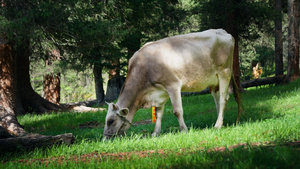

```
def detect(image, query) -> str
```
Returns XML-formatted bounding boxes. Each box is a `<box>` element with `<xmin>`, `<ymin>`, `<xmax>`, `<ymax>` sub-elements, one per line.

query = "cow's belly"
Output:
<box><xmin>142</xmin><ymin>87</ymin><xmax>169</xmax><ymax>108</ymax></box>
<box><xmin>181</xmin><ymin>73</ymin><xmax>218</xmax><ymax>92</ymax></box>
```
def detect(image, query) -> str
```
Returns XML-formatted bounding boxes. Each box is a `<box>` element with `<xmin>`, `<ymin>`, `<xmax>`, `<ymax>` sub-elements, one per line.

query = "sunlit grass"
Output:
<box><xmin>2</xmin><ymin>78</ymin><xmax>300</xmax><ymax>168</ymax></box>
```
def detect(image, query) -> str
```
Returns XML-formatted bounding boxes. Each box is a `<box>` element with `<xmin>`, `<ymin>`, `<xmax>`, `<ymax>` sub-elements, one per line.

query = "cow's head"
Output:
<box><xmin>103</xmin><ymin>103</ymin><xmax>132</xmax><ymax>140</ymax></box>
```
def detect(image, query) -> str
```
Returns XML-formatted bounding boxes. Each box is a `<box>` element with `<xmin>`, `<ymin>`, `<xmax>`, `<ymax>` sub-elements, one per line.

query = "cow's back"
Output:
<box><xmin>129</xmin><ymin>29</ymin><xmax>234</xmax><ymax>92</ymax></box>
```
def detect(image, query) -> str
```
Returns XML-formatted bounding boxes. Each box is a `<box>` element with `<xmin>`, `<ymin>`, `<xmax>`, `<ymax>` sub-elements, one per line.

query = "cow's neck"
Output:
<box><xmin>116</xmin><ymin>79</ymin><xmax>146</xmax><ymax>122</ymax></box>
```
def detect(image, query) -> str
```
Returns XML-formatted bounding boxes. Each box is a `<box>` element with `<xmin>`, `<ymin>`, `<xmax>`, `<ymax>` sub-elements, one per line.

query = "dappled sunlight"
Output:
<box><xmin>6</xmin><ymin>79</ymin><xmax>299</xmax><ymax>168</ymax></box>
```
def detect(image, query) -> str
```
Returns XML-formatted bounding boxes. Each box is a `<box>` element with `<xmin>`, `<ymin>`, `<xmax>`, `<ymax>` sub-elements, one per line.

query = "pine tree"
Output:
<box><xmin>287</xmin><ymin>0</ymin><xmax>299</xmax><ymax>81</ymax></box>
<box><xmin>274</xmin><ymin>0</ymin><xmax>284</xmax><ymax>77</ymax></box>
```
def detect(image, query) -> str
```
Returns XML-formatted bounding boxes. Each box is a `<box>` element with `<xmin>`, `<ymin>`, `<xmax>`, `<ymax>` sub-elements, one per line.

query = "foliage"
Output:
<box><xmin>2</xmin><ymin>78</ymin><xmax>300</xmax><ymax>168</ymax></box>
<box><xmin>199</xmin><ymin>0</ymin><xmax>273</xmax><ymax>38</ymax></box>
<box><xmin>60</xmin><ymin>70</ymin><xmax>96</xmax><ymax>103</ymax></box>
<box><xmin>0</xmin><ymin>0</ymin><xmax>78</xmax><ymax>49</ymax></box>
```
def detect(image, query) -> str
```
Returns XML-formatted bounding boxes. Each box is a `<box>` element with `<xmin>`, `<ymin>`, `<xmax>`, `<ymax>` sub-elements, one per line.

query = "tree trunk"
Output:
<box><xmin>43</xmin><ymin>49</ymin><xmax>61</xmax><ymax>104</ymax></box>
<box><xmin>274</xmin><ymin>0</ymin><xmax>284</xmax><ymax>76</ymax></box>
<box><xmin>0</xmin><ymin>39</ymin><xmax>27</xmax><ymax>136</ymax></box>
<box><xmin>292</xmin><ymin>0</ymin><xmax>299</xmax><ymax>80</ymax></box>
<box><xmin>104</xmin><ymin>76</ymin><xmax>125</xmax><ymax>102</ymax></box>
<box><xmin>0</xmin><ymin>133</ymin><xmax>74</xmax><ymax>152</ymax></box>
<box><xmin>225</xmin><ymin>0</ymin><xmax>242</xmax><ymax>90</ymax></box>
<box><xmin>15</xmin><ymin>40</ymin><xmax>63</xmax><ymax>115</ymax></box>
<box><xmin>287</xmin><ymin>0</ymin><xmax>299</xmax><ymax>82</ymax></box>
<box><xmin>108</xmin><ymin>59</ymin><xmax>120</xmax><ymax>80</ymax></box>
<box><xmin>43</xmin><ymin>74</ymin><xmax>61</xmax><ymax>104</ymax></box>
<box><xmin>93</xmin><ymin>63</ymin><xmax>105</xmax><ymax>104</ymax></box>
<box><xmin>105</xmin><ymin>59</ymin><xmax>124</xmax><ymax>102</ymax></box>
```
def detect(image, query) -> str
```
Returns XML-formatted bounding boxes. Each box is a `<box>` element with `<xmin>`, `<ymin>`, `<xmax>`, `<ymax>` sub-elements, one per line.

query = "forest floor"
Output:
<box><xmin>13</xmin><ymin>139</ymin><xmax>300</xmax><ymax>166</ymax></box>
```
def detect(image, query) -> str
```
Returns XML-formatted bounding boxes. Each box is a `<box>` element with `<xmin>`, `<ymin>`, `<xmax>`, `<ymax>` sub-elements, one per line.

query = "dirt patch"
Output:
<box><xmin>11</xmin><ymin>141</ymin><xmax>300</xmax><ymax>166</ymax></box>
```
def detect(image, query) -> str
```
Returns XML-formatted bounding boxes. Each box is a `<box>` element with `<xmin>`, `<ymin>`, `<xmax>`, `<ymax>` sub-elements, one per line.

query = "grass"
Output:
<box><xmin>1</xmin><ymin>78</ymin><xmax>300</xmax><ymax>168</ymax></box>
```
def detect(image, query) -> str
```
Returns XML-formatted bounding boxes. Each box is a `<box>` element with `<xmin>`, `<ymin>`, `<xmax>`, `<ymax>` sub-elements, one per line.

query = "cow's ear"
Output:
<box><xmin>112</xmin><ymin>104</ymin><xmax>118</xmax><ymax>110</ymax></box>
<box><xmin>120</xmin><ymin>108</ymin><xmax>129</xmax><ymax>116</ymax></box>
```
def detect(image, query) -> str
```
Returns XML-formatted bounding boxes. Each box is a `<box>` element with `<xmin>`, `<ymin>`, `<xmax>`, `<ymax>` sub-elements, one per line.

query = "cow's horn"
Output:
<box><xmin>112</xmin><ymin>103</ymin><xmax>118</xmax><ymax>110</ymax></box>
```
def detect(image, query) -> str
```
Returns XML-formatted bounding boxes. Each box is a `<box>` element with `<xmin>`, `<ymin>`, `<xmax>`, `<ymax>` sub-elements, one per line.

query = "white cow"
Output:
<box><xmin>103</xmin><ymin>29</ymin><xmax>241</xmax><ymax>139</ymax></box>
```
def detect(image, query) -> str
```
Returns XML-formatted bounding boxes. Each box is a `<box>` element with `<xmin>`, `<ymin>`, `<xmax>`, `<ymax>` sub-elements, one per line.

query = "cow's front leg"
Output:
<box><xmin>151</xmin><ymin>106</ymin><xmax>164</xmax><ymax>137</ymax></box>
<box><xmin>167</xmin><ymin>86</ymin><xmax>188</xmax><ymax>132</ymax></box>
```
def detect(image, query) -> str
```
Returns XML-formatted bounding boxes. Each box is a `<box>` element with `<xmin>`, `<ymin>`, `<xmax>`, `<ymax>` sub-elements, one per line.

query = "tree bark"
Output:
<box><xmin>104</xmin><ymin>59</ymin><xmax>125</xmax><ymax>102</ymax></box>
<box><xmin>274</xmin><ymin>0</ymin><xmax>284</xmax><ymax>76</ymax></box>
<box><xmin>0</xmin><ymin>39</ymin><xmax>27</xmax><ymax>136</ymax></box>
<box><xmin>15</xmin><ymin>40</ymin><xmax>63</xmax><ymax>115</ymax></box>
<box><xmin>240</xmin><ymin>75</ymin><xmax>286</xmax><ymax>88</ymax></box>
<box><xmin>287</xmin><ymin>0</ymin><xmax>299</xmax><ymax>82</ymax></box>
<box><xmin>43</xmin><ymin>74</ymin><xmax>61</xmax><ymax>104</ymax></box>
<box><xmin>108</xmin><ymin>59</ymin><xmax>120</xmax><ymax>80</ymax></box>
<box><xmin>292</xmin><ymin>0</ymin><xmax>299</xmax><ymax>80</ymax></box>
<box><xmin>225</xmin><ymin>0</ymin><xmax>242</xmax><ymax>90</ymax></box>
<box><xmin>43</xmin><ymin>49</ymin><xmax>61</xmax><ymax>104</ymax></box>
<box><xmin>0</xmin><ymin>133</ymin><xmax>74</xmax><ymax>153</ymax></box>
<box><xmin>104</xmin><ymin>76</ymin><xmax>125</xmax><ymax>102</ymax></box>
<box><xmin>93</xmin><ymin>63</ymin><xmax>105</xmax><ymax>104</ymax></box>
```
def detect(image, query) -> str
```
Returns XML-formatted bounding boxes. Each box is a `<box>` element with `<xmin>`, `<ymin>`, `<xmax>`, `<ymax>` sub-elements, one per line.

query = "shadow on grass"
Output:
<box><xmin>162</xmin><ymin>143</ymin><xmax>300</xmax><ymax>169</ymax></box>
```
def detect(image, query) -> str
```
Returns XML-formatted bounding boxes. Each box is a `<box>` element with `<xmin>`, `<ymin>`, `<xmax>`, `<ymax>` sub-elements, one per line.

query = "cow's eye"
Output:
<box><xmin>107</xmin><ymin>119</ymin><xmax>114</xmax><ymax>126</ymax></box>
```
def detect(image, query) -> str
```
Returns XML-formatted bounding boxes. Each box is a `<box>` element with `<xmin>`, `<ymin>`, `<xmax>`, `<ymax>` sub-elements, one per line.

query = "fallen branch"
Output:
<box><xmin>0</xmin><ymin>133</ymin><xmax>75</xmax><ymax>152</ymax></box>
<box><xmin>61</xmin><ymin>99</ymin><xmax>99</xmax><ymax>107</ymax></box>
<box><xmin>241</xmin><ymin>75</ymin><xmax>286</xmax><ymax>88</ymax></box>
<box><xmin>60</xmin><ymin>100</ymin><xmax>106</xmax><ymax>112</ymax></box>
<box><xmin>182</xmin><ymin>75</ymin><xmax>286</xmax><ymax>96</ymax></box>
<box><xmin>66</xmin><ymin>105</ymin><xmax>105</xmax><ymax>112</ymax></box>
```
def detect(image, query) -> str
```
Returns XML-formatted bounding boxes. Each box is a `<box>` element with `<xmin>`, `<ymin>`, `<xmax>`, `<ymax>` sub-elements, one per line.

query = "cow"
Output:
<box><xmin>103</xmin><ymin>29</ymin><xmax>241</xmax><ymax>140</ymax></box>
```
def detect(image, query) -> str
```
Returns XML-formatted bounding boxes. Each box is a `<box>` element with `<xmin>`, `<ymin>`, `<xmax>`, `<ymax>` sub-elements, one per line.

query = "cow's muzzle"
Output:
<box><xmin>102</xmin><ymin>134</ymin><xmax>114</xmax><ymax>141</ymax></box>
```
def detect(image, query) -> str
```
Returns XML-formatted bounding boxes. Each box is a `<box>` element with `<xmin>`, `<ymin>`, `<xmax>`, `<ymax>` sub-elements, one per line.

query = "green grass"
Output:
<box><xmin>1</xmin><ymin>78</ymin><xmax>300</xmax><ymax>168</ymax></box>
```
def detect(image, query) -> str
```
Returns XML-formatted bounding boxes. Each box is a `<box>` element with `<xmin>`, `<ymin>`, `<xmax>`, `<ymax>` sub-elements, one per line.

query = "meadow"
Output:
<box><xmin>1</xmin><ymin>78</ymin><xmax>300</xmax><ymax>168</ymax></box>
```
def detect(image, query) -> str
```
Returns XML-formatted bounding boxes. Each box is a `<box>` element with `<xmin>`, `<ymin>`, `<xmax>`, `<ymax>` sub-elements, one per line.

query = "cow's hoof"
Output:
<box><xmin>180</xmin><ymin>126</ymin><xmax>188</xmax><ymax>133</ymax></box>
<box><xmin>214</xmin><ymin>125</ymin><xmax>222</xmax><ymax>129</ymax></box>
<box><xmin>180</xmin><ymin>128</ymin><xmax>188</xmax><ymax>133</ymax></box>
<box><xmin>151</xmin><ymin>133</ymin><xmax>160</xmax><ymax>137</ymax></box>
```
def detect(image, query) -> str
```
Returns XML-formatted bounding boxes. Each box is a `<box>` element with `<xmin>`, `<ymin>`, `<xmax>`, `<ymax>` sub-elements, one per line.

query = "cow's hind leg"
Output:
<box><xmin>166</xmin><ymin>86</ymin><xmax>188</xmax><ymax>132</ymax></box>
<box><xmin>214</xmin><ymin>75</ymin><xmax>231</xmax><ymax>128</ymax></box>
<box><xmin>211</xmin><ymin>87</ymin><xmax>220</xmax><ymax>122</ymax></box>
<box><xmin>152</xmin><ymin>105</ymin><xmax>164</xmax><ymax>137</ymax></box>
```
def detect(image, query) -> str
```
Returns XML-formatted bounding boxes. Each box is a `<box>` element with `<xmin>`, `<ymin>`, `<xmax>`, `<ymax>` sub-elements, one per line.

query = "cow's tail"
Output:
<box><xmin>231</xmin><ymin>74</ymin><xmax>243</xmax><ymax>124</ymax></box>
